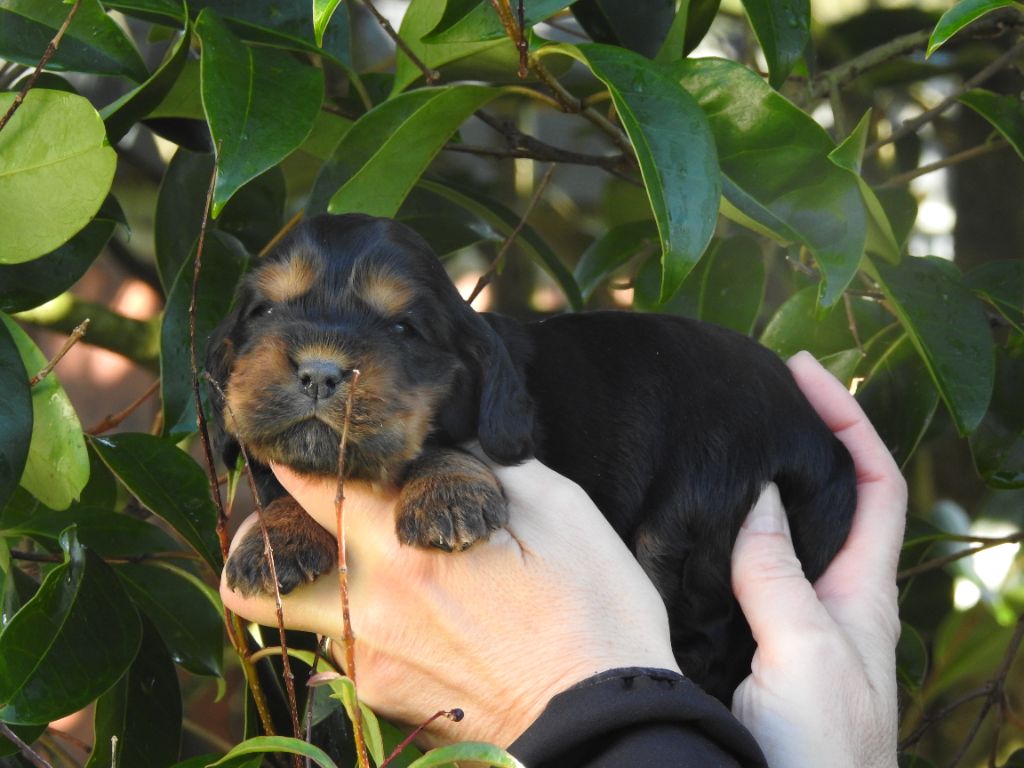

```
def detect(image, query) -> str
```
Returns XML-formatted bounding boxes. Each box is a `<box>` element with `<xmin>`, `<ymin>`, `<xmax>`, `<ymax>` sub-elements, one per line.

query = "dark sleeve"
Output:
<box><xmin>507</xmin><ymin>668</ymin><xmax>768</xmax><ymax>768</ymax></box>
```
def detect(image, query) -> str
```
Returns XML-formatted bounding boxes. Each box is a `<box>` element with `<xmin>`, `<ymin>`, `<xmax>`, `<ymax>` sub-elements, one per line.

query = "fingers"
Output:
<box><xmin>731</xmin><ymin>484</ymin><xmax>835</xmax><ymax>659</ymax></box>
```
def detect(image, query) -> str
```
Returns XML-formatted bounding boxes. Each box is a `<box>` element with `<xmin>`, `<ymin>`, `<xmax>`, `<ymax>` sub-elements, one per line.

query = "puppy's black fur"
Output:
<box><xmin>208</xmin><ymin>213</ymin><xmax>856</xmax><ymax>703</ymax></box>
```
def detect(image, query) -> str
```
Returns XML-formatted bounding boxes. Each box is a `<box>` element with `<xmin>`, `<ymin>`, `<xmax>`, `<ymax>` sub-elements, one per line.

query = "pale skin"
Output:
<box><xmin>221</xmin><ymin>351</ymin><xmax>906</xmax><ymax>766</ymax></box>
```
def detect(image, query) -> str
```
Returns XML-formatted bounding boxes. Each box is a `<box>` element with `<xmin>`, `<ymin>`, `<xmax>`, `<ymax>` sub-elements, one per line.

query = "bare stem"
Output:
<box><xmin>0</xmin><ymin>0</ymin><xmax>81</xmax><ymax>134</ymax></box>
<box><xmin>28</xmin><ymin>319</ymin><xmax>89</xmax><ymax>386</ymax></box>
<box><xmin>467</xmin><ymin>162</ymin><xmax>556</xmax><ymax>305</ymax></box>
<box><xmin>259</xmin><ymin>210</ymin><xmax>305</xmax><ymax>259</ymax></box>
<box><xmin>363</xmin><ymin>0</ymin><xmax>438</xmax><ymax>84</ymax></box>
<box><xmin>878</xmin><ymin>139</ymin><xmax>1010</xmax><ymax>188</ymax></box>
<box><xmin>380</xmin><ymin>709</ymin><xmax>465</xmax><ymax>768</ymax></box>
<box><xmin>87</xmin><ymin>378</ymin><xmax>160</xmax><ymax>434</ymax></box>
<box><xmin>0</xmin><ymin>723</ymin><xmax>53</xmax><ymax>768</ymax></box>
<box><xmin>898</xmin><ymin>531</ymin><xmax>1024</xmax><ymax>581</ymax></box>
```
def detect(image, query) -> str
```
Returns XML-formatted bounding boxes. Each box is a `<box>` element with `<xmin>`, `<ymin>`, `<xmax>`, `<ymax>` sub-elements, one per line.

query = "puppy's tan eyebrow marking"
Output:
<box><xmin>355</xmin><ymin>267</ymin><xmax>416</xmax><ymax>318</ymax></box>
<box><xmin>255</xmin><ymin>252</ymin><xmax>319</xmax><ymax>303</ymax></box>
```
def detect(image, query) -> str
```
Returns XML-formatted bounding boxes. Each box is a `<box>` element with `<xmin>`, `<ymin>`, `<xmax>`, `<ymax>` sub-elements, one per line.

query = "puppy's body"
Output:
<box><xmin>209</xmin><ymin>214</ymin><xmax>855</xmax><ymax>703</ymax></box>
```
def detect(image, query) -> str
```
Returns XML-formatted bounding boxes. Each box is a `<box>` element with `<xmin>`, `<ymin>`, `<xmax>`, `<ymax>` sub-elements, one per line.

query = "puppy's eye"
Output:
<box><xmin>391</xmin><ymin>320</ymin><xmax>416</xmax><ymax>337</ymax></box>
<box><xmin>248</xmin><ymin>302</ymin><xmax>274</xmax><ymax>319</ymax></box>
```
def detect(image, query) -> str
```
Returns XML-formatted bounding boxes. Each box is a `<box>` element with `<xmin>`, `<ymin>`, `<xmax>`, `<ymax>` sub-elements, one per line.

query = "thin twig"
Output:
<box><xmin>0</xmin><ymin>0</ymin><xmax>81</xmax><ymax>134</ymax></box>
<box><xmin>866</xmin><ymin>40</ymin><xmax>1024</xmax><ymax>156</ymax></box>
<box><xmin>87</xmin><ymin>378</ymin><xmax>161</xmax><ymax>434</ymax></box>
<box><xmin>807</xmin><ymin>28</ymin><xmax>933</xmax><ymax>101</ymax></box>
<box><xmin>380</xmin><ymin>709</ymin><xmax>465</xmax><ymax>768</ymax></box>
<box><xmin>877</xmin><ymin>139</ymin><xmax>1010</xmax><ymax>188</ymax></box>
<box><xmin>900</xmin><ymin>686</ymin><xmax>992</xmax><ymax>750</ymax></box>
<box><xmin>946</xmin><ymin>614</ymin><xmax>1024</xmax><ymax>768</ymax></box>
<box><xmin>28</xmin><ymin>319</ymin><xmax>89</xmax><ymax>387</ymax></box>
<box><xmin>467</xmin><ymin>162</ymin><xmax>556</xmax><ymax>305</ymax></box>
<box><xmin>0</xmin><ymin>723</ymin><xmax>53</xmax><ymax>768</ymax></box>
<box><xmin>333</xmin><ymin>370</ymin><xmax>370</xmax><ymax>768</ymax></box>
<box><xmin>898</xmin><ymin>531</ymin><xmax>1024</xmax><ymax>581</ymax></box>
<box><xmin>258</xmin><ymin>210</ymin><xmax>304</xmax><ymax>259</ymax></box>
<box><xmin>362</xmin><ymin>0</ymin><xmax>439</xmax><ymax>84</ymax></box>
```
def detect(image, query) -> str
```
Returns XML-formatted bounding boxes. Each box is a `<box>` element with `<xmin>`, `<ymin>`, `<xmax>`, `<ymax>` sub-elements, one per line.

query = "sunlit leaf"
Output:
<box><xmin>205</xmin><ymin>736</ymin><xmax>339</xmax><ymax>767</ymax></box>
<box><xmin>927</xmin><ymin>0</ymin><xmax>1024</xmax><ymax>56</ymax></box>
<box><xmin>316</xmin><ymin>674</ymin><xmax>385</xmax><ymax>766</ymax></box>
<box><xmin>313</xmin><ymin>0</ymin><xmax>345</xmax><ymax>47</ymax></box>
<box><xmin>407</xmin><ymin>742</ymin><xmax>524</xmax><ymax>768</ymax></box>
<box><xmin>0</xmin><ymin>315</ymin><xmax>89</xmax><ymax>511</ymax></box>
<box><xmin>958</xmin><ymin>88</ymin><xmax>1024</xmax><ymax>161</ymax></box>
<box><xmin>0</xmin><ymin>89</ymin><xmax>116</xmax><ymax>265</ymax></box>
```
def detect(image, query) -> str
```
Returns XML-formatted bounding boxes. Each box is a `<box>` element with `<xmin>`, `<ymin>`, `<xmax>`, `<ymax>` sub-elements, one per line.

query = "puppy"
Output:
<box><xmin>207</xmin><ymin>213</ymin><xmax>856</xmax><ymax>703</ymax></box>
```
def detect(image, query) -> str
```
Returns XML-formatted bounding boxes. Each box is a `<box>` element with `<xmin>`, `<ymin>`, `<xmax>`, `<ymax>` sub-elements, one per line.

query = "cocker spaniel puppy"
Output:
<box><xmin>207</xmin><ymin>213</ymin><xmax>856</xmax><ymax>703</ymax></box>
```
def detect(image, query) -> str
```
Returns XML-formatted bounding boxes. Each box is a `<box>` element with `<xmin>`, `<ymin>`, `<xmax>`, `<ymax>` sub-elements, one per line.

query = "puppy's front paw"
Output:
<box><xmin>225</xmin><ymin>497</ymin><xmax>337</xmax><ymax>596</ymax></box>
<box><xmin>396</xmin><ymin>449</ymin><xmax>508</xmax><ymax>552</ymax></box>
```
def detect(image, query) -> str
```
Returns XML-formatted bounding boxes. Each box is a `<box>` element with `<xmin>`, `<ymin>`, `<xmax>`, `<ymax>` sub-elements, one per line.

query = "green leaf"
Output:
<box><xmin>7</xmin><ymin>507</ymin><xmax>181</xmax><ymax>558</ymax></box>
<box><xmin>418</xmin><ymin>179</ymin><xmax>584</xmax><ymax>310</ymax></box>
<box><xmin>326</xmin><ymin>85</ymin><xmax>502</xmax><ymax>218</ymax></box>
<box><xmin>392</xmin><ymin>0</ymin><xmax>508</xmax><ymax>94</ymax></box>
<box><xmin>872</xmin><ymin>256</ymin><xmax>994</xmax><ymax>435</ymax></box>
<box><xmin>160</xmin><ymin>231</ymin><xmax>250</xmax><ymax>439</ymax></box>
<box><xmin>0</xmin><ymin>0</ymin><xmax>148</xmax><ymax>80</ymax></box>
<box><xmin>0</xmin><ymin>529</ymin><xmax>142</xmax><ymax>725</ymax></box>
<box><xmin>0</xmin><ymin>721</ymin><xmax>45</xmax><ymax>758</ymax></box>
<box><xmin>0</xmin><ymin>315</ymin><xmax>89</xmax><ymax>511</ymax></box>
<box><xmin>547</xmin><ymin>43</ymin><xmax>720</xmax><ymax>301</ymax></box>
<box><xmin>0</xmin><ymin>320</ymin><xmax>31</xmax><ymax>511</ymax></box>
<box><xmin>0</xmin><ymin>89</ymin><xmax>117</xmax><ymax>265</ymax></box>
<box><xmin>760</xmin><ymin>286</ymin><xmax>889</xmax><ymax>359</ymax></box>
<box><xmin>313</xmin><ymin>0</ymin><xmax>345</xmax><ymax>47</ymax></box>
<box><xmin>698</xmin><ymin>235</ymin><xmax>765</xmax><ymax>335</ymax></box>
<box><xmin>896</xmin><ymin>621</ymin><xmax>929</xmax><ymax>692</ymax></box>
<box><xmin>740</xmin><ymin>0</ymin><xmax>810</xmax><ymax>88</ymax></box>
<box><xmin>673</xmin><ymin>57</ymin><xmax>868</xmax><ymax>305</ymax></box>
<box><xmin>90</xmin><ymin>433</ymin><xmax>222</xmax><ymax>570</ymax></box>
<box><xmin>206</xmin><ymin>736</ymin><xmax>339</xmax><ymax>767</ymax></box>
<box><xmin>317</xmin><ymin>675</ymin><xmax>385</xmax><ymax>766</ymax></box>
<box><xmin>116</xmin><ymin>562</ymin><xmax>225</xmax><ymax>676</ymax></box>
<box><xmin>958</xmin><ymin>88</ymin><xmax>1024</xmax><ymax>161</ymax></box>
<box><xmin>396</xmin><ymin>186</ymin><xmax>502</xmax><ymax>258</ymax></box>
<box><xmin>574</xmin><ymin>220</ymin><xmax>659</xmax><ymax>301</ymax></box>
<box><xmin>197</xmin><ymin>8</ymin><xmax>324</xmax><ymax>217</ymax></box>
<box><xmin>101</xmin><ymin>24</ymin><xmax>192</xmax><ymax>144</ymax></box>
<box><xmin>101</xmin><ymin>0</ymin><xmax>184</xmax><ymax>26</ymax></box>
<box><xmin>407</xmin><ymin>742</ymin><xmax>524</xmax><ymax>768</ymax></box>
<box><xmin>571</xmin><ymin>0</ymin><xmax>677</xmax><ymax>58</ymax></box>
<box><xmin>86</xmin><ymin>617</ymin><xmax>183</xmax><ymax>768</ymax></box>
<box><xmin>425</xmin><ymin>0</ymin><xmax>571</xmax><ymax>42</ymax></box>
<box><xmin>856</xmin><ymin>334</ymin><xmax>939</xmax><ymax>469</ymax></box>
<box><xmin>969</xmin><ymin>344</ymin><xmax>1024</xmax><ymax>488</ymax></box>
<box><xmin>964</xmin><ymin>259</ymin><xmax>1023</xmax><ymax>334</ymax></box>
<box><xmin>928</xmin><ymin>0</ymin><xmax>1024</xmax><ymax>56</ymax></box>
<box><xmin>0</xmin><ymin>197</ymin><xmax>123</xmax><ymax>313</ymax></box>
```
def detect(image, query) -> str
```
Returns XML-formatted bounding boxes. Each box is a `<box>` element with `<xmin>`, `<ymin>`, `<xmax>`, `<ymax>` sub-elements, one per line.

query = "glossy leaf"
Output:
<box><xmin>90</xmin><ymin>433</ymin><xmax>222</xmax><ymax>570</ymax></box>
<box><xmin>896</xmin><ymin>622</ymin><xmax>929</xmax><ymax>692</ymax></box>
<box><xmin>161</xmin><ymin>230</ymin><xmax>249</xmax><ymax>439</ymax></box>
<box><xmin>425</xmin><ymin>0</ymin><xmax>571</xmax><ymax>43</ymax></box>
<box><xmin>8</xmin><ymin>507</ymin><xmax>181</xmax><ymax>558</ymax></box>
<box><xmin>86</xmin><ymin>618</ymin><xmax>182</xmax><ymax>768</ymax></box>
<box><xmin>673</xmin><ymin>58</ymin><xmax>867</xmax><ymax>306</ymax></box>
<box><xmin>418</xmin><ymin>179</ymin><xmax>584</xmax><ymax>310</ymax></box>
<box><xmin>0</xmin><ymin>320</ymin><xmax>31</xmax><ymax>511</ymax></box>
<box><xmin>206</xmin><ymin>736</ymin><xmax>338</xmax><ymax>767</ymax></box>
<box><xmin>101</xmin><ymin>25</ymin><xmax>191</xmax><ymax>143</ymax></box>
<box><xmin>571</xmin><ymin>0</ymin><xmax>677</xmax><ymax>58</ymax></box>
<box><xmin>857</xmin><ymin>334</ymin><xmax>939</xmax><ymax>469</ymax></box>
<box><xmin>101</xmin><ymin>0</ymin><xmax>184</xmax><ymax>25</ymax></box>
<box><xmin>408</xmin><ymin>742</ymin><xmax>524</xmax><ymax>768</ymax></box>
<box><xmin>197</xmin><ymin>8</ymin><xmax>324</xmax><ymax>216</ymax></box>
<box><xmin>549</xmin><ymin>43</ymin><xmax>720</xmax><ymax>301</ymax></box>
<box><xmin>0</xmin><ymin>0</ymin><xmax>147</xmax><ymax>80</ymax></box>
<box><xmin>873</xmin><ymin>256</ymin><xmax>994</xmax><ymax>435</ymax></box>
<box><xmin>0</xmin><ymin>89</ymin><xmax>117</xmax><ymax>264</ymax></box>
<box><xmin>396</xmin><ymin>186</ymin><xmax>502</xmax><ymax>257</ymax></box>
<box><xmin>574</xmin><ymin>220</ymin><xmax>659</xmax><ymax>301</ymax></box>
<box><xmin>0</xmin><ymin>529</ymin><xmax>142</xmax><ymax>725</ymax></box>
<box><xmin>0</xmin><ymin>197</ymin><xmax>123</xmax><ymax>313</ymax></box>
<box><xmin>740</xmin><ymin>0</ymin><xmax>810</xmax><ymax>88</ymax></box>
<box><xmin>313</xmin><ymin>0</ymin><xmax>345</xmax><ymax>47</ymax></box>
<box><xmin>116</xmin><ymin>562</ymin><xmax>224</xmax><ymax>676</ymax></box>
<box><xmin>326</xmin><ymin>86</ymin><xmax>501</xmax><ymax>217</ymax></box>
<box><xmin>699</xmin><ymin>235</ymin><xmax>765</xmax><ymax>335</ymax></box>
<box><xmin>927</xmin><ymin>0</ymin><xmax>1024</xmax><ymax>56</ymax></box>
<box><xmin>392</xmin><ymin>0</ymin><xmax>509</xmax><ymax>94</ymax></box>
<box><xmin>964</xmin><ymin>259</ymin><xmax>1023</xmax><ymax>334</ymax></box>
<box><xmin>958</xmin><ymin>88</ymin><xmax>1024</xmax><ymax>161</ymax></box>
<box><xmin>760</xmin><ymin>286</ymin><xmax>890</xmax><ymax>359</ymax></box>
<box><xmin>969</xmin><ymin>345</ymin><xmax>1024</xmax><ymax>488</ymax></box>
<box><xmin>0</xmin><ymin>315</ymin><xmax>89</xmax><ymax>511</ymax></box>
<box><xmin>317</xmin><ymin>674</ymin><xmax>385</xmax><ymax>766</ymax></box>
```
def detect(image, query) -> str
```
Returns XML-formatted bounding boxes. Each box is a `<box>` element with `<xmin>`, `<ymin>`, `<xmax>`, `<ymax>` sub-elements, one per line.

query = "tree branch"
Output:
<box><xmin>362</xmin><ymin>0</ymin><xmax>438</xmax><ymax>85</ymax></box>
<box><xmin>897</xmin><ymin>530</ymin><xmax>1024</xmax><ymax>582</ymax></box>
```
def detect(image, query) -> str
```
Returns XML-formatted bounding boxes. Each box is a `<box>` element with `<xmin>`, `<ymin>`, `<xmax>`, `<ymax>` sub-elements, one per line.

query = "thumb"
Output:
<box><xmin>731</xmin><ymin>484</ymin><xmax>833</xmax><ymax>652</ymax></box>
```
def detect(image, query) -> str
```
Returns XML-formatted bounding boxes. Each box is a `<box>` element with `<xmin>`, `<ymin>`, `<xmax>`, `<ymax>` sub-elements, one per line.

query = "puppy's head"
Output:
<box><xmin>206</xmin><ymin>213</ymin><xmax>534</xmax><ymax>482</ymax></box>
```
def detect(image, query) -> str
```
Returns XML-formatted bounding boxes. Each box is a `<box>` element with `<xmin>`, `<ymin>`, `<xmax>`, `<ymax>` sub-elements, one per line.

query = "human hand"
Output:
<box><xmin>220</xmin><ymin>454</ymin><xmax>679</xmax><ymax>749</ymax></box>
<box><xmin>730</xmin><ymin>351</ymin><xmax>906</xmax><ymax>768</ymax></box>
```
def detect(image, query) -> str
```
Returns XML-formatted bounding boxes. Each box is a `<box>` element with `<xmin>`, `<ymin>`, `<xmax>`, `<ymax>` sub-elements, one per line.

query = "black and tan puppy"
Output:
<box><xmin>207</xmin><ymin>213</ymin><xmax>856</xmax><ymax>703</ymax></box>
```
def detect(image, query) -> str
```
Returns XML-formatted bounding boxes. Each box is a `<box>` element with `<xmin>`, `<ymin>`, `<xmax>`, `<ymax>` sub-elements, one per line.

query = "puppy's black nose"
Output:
<box><xmin>297</xmin><ymin>360</ymin><xmax>346</xmax><ymax>401</ymax></box>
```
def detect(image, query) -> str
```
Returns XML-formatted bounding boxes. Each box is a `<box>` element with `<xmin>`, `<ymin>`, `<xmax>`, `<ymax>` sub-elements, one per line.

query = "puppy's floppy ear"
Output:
<box><xmin>455</xmin><ymin>308</ymin><xmax>535</xmax><ymax>465</ymax></box>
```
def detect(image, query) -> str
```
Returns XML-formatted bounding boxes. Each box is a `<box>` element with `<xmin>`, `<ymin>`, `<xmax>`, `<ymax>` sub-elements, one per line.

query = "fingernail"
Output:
<box><xmin>742</xmin><ymin>483</ymin><xmax>787</xmax><ymax>534</ymax></box>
